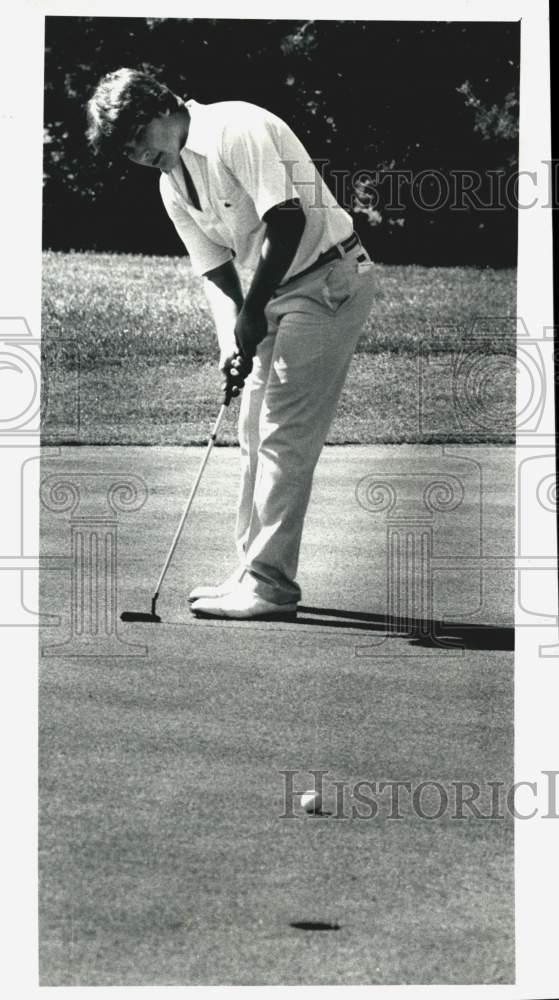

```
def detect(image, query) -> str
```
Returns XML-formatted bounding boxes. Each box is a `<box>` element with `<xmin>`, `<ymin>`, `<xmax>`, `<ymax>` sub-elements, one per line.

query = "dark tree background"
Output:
<box><xmin>43</xmin><ymin>17</ymin><xmax>520</xmax><ymax>265</ymax></box>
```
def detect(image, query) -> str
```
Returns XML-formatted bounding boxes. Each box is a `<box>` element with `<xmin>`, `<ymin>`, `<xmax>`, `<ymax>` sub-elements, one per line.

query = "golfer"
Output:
<box><xmin>87</xmin><ymin>68</ymin><xmax>376</xmax><ymax>620</ymax></box>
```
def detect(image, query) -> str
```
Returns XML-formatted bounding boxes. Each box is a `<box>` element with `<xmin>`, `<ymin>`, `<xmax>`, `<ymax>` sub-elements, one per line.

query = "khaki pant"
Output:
<box><xmin>236</xmin><ymin>241</ymin><xmax>377</xmax><ymax>604</ymax></box>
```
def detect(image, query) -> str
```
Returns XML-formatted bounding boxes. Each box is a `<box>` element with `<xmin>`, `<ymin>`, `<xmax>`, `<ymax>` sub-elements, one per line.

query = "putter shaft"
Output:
<box><xmin>152</xmin><ymin>404</ymin><xmax>227</xmax><ymax>602</ymax></box>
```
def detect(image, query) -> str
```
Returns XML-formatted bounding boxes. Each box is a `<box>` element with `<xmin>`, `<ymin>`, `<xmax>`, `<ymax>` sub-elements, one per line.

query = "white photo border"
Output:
<box><xmin>0</xmin><ymin>2</ymin><xmax>555</xmax><ymax>998</ymax></box>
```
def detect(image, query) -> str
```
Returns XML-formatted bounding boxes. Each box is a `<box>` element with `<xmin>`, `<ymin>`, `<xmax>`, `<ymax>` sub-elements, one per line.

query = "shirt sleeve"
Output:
<box><xmin>159</xmin><ymin>174</ymin><xmax>234</xmax><ymax>276</ymax></box>
<box><xmin>220</xmin><ymin>110</ymin><xmax>302</xmax><ymax>221</ymax></box>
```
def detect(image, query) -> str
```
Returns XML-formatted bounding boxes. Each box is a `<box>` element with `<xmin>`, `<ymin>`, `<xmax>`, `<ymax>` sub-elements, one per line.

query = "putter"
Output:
<box><xmin>120</xmin><ymin>401</ymin><xmax>229</xmax><ymax>623</ymax></box>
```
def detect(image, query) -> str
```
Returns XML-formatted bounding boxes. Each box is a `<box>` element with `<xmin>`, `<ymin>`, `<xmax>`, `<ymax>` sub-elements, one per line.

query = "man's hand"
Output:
<box><xmin>220</xmin><ymin>344</ymin><xmax>253</xmax><ymax>404</ymax></box>
<box><xmin>234</xmin><ymin>305</ymin><xmax>268</xmax><ymax>361</ymax></box>
<box><xmin>217</xmin><ymin>305</ymin><xmax>267</xmax><ymax>405</ymax></box>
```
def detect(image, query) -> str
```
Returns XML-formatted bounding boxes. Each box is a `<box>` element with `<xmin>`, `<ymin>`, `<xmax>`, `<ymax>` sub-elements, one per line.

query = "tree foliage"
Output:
<box><xmin>44</xmin><ymin>17</ymin><xmax>520</xmax><ymax>264</ymax></box>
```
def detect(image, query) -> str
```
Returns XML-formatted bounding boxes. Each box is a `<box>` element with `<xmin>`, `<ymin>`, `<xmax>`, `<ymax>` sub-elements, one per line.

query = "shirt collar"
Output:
<box><xmin>181</xmin><ymin>98</ymin><xmax>210</xmax><ymax>157</ymax></box>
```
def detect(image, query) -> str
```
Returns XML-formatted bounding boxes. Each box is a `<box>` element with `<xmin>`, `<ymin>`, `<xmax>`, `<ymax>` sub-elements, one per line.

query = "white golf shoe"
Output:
<box><xmin>190</xmin><ymin>582</ymin><xmax>297</xmax><ymax>621</ymax></box>
<box><xmin>187</xmin><ymin>568</ymin><xmax>244</xmax><ymax>604</ymax></box>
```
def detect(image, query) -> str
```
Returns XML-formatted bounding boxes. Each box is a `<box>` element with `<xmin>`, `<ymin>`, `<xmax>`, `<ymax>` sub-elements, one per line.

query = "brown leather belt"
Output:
<box><xmin>278</xmin><ymin>232</ymin><xmax>360</xmax><ymax>289</ymax></box>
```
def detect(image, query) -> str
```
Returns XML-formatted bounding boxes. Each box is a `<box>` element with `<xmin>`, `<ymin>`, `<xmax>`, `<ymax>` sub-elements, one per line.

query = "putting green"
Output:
<box><xmin>39</xmin><ymin>445</ymin><xmax>514</xmax><ymax>985</ymax></box>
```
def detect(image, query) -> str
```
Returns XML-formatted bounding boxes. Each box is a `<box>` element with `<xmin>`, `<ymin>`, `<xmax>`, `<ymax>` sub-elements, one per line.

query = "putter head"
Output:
<box><xmin>120</xmin><ymin>611</ymin><xmax>161</xmax><ymax>623</ymax></box>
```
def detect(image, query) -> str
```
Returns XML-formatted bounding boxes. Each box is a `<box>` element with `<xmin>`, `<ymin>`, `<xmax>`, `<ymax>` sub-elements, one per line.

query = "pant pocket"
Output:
<box><xmin>321</xmin><ymin>262</ymin><xmax>354</xmax><ymax>313</ymax></box>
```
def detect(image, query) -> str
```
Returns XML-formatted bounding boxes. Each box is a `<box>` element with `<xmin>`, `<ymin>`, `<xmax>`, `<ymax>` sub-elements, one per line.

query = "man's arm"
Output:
<box><xmin>202</xmin><ymin>259</ymin><xmax>244</xmax><ymax>357</ymax></box>
<box><xmin>203</xmin><ymin>200</ymin><xmax>306</xmax><ymax>399</ymax></box>
<box><xmin>202</xmin><ymin>260</ymin><xmax>246</xmax><ymax>401</ymax></box>
<box><xmin>236</xmin><ymin>199</ymin><xmax>306</xmax><ymax>358</ymax></box>
<box><xmin>244</xmin><ymin>199</ymin><xmax>306</xmax><ymax>312</ymax></box>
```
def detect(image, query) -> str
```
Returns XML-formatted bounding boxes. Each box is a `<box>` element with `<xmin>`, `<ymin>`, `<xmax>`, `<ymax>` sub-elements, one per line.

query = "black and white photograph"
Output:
<box><xmin>0</xmin><ymin>1</ymin><xmax>556</xmax><ymax>994</ymax></box>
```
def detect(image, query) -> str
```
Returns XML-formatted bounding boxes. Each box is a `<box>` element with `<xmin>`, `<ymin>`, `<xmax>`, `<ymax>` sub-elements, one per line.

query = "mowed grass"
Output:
<box><xmin>39</xmin><ymin>446</ymin><xmax>515</xmax><ymax>985</ymax></box>
<box><xmin>42</xmin><ymin>251</ymin><xmax>517</xmax><ymax>444</ymax></box>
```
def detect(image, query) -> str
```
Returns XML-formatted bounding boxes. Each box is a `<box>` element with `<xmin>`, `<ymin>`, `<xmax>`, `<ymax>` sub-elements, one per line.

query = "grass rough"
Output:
<box><xmin>42</xmin><ymin>252</ymin><xmax>517</xmax><ymax>444</ymax></box>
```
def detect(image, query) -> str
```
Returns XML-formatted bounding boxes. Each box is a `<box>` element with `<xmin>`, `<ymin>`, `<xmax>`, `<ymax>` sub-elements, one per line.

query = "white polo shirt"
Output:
<box><xmin>159</xmin><ymin>98</ymin><xmax>353</xmax><ymax>280</ymax></box>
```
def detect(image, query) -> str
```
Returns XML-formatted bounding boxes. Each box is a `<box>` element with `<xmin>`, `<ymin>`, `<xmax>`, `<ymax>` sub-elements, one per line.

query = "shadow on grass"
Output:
<box><xmin>296</xmin><ymin>606</ymin><xmax>514</xmax><ymax>652</ymax></box>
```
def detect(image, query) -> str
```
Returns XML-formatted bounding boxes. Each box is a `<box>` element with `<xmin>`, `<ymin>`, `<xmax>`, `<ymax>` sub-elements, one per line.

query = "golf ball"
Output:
<box><xmin>301</xmin><ymin>790</ymin><xmax>322</xmax><ymax>814</ymax></box>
